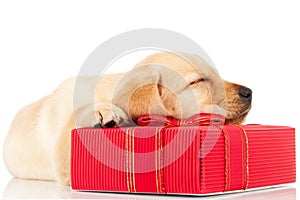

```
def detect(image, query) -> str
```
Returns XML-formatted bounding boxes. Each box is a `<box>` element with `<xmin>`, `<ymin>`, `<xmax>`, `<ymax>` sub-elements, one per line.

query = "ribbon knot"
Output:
<box><xmin>137</xmin><ymin>113</ymin><xmax>225</xmax><ymax>127</ymax></box>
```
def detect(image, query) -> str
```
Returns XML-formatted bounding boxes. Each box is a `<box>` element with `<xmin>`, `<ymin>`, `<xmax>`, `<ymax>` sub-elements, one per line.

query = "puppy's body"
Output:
<box><xmin>3</xmin><ymin>52</ymin><xmax>252</xmax><ymax>185</ymax></box>
<box><xmin>4</xmin><ymin>75</ymin><xmax>124</xmax><ymax>183</ymax></box>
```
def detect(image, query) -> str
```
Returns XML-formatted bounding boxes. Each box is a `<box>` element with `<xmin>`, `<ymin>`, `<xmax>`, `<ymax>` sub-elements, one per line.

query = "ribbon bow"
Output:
<box><xmin>137</xmin><ymin>113</ymin><xmax>225</xmax><ymax>127</ymax></box>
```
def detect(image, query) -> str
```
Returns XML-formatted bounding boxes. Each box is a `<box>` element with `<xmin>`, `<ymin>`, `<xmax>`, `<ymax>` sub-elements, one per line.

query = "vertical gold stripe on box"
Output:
<box><xmin>158</xmin><ymin>127</ymin><xmax>162</xmax><ymax>193</ymax></box>
<box><xmin>223</xmin><ymin>128</ymin><xmax>231</xmax><ymax>192</ymax></box>
<box><xmin>128</xmin><ymin>128</ymin><xmax>133</xmax><ymax>192</ymax></box>
<box><xmin>155</xmin><ymin>128</ymin><xmax>159</xmax><ymax>193</ymax></box>
<box><xmin>125</xmin><ymin>128</ymin><xmax>131</xmax><ymax>192</ymax></box>
<box><xmin>158</xmin><ymin>127</ymin><xmax>165</xmax><ymax>193</ymax></box>
<box><xmin>131</xmin><ymin>128</ymin><xmax>136</xmax><ymax>192</ymax></box>
<box><xmin>233</xmin><ymin>125</ymin><xmax>249</xmax><ymax>190</ymax></box>
<box><xmin>155</xmin><ymin>128</ymin><xmax>164</xmax><ymax>193</ymax></box>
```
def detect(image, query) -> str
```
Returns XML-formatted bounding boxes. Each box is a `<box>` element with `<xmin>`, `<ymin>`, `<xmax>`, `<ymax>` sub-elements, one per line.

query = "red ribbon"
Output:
<box><xmin>137</xmin><ymin>113</ymin><xmax>225</xmax><ymax>127</ymax></box>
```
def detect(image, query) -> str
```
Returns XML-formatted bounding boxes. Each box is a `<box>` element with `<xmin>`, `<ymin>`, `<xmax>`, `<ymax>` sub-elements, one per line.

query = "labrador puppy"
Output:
<box><xmin>3</xmin><ymin>52</ymin><xmax>252</xmax><ymax>185</ymax></box>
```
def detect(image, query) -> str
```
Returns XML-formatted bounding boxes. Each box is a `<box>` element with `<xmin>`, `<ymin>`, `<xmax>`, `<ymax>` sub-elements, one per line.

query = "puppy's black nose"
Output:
<box><xmin>238</xmin><ymin>86</ymin><xmax>252</xmax><ymax>102</ymax></box>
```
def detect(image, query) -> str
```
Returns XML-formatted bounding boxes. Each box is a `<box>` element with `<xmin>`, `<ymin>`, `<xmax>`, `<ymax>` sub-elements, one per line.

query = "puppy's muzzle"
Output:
<box><xmin>238</xmin><ymin>86</ymin><xmax>252</xmax><ymax>103</ymax></box>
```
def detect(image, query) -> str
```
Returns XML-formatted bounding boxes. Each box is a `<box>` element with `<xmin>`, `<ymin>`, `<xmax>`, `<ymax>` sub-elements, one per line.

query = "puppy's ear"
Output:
<box><xmin>112</xmin><ymin>65</ymin><xmax>170</xmax><ymax>121</ymax></box>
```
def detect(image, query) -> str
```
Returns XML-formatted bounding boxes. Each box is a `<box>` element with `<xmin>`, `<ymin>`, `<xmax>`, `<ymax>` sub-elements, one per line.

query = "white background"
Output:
<box><xmin>0</xmin><ymin>0</ymin><xmax>299</xmax><ymax>199</ymax></box>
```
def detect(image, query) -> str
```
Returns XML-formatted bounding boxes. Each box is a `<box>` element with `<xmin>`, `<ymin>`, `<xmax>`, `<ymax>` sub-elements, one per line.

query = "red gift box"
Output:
<box><xmin>70</xmin><ymin>114</ymin><xmax>296</xmax><ymax>195</ymax></box>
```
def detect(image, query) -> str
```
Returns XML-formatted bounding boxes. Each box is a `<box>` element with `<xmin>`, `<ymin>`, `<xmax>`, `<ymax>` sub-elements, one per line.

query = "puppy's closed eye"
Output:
<box><xmin>189</xmin><ymin>78</ymin><xmax>208</xmax><ymax>85</ymax></box>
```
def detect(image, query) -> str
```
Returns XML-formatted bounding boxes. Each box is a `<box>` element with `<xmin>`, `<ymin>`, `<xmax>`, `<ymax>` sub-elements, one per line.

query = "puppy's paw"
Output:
<box><xmin>93</xmin><ymin>104</ymin><xmax>130</xmax><ymax>128</ymax></box>
<box><xmin>75</xmin><ymin>103</ymin><xmax>130</xmax><ymax>128</ymax></box>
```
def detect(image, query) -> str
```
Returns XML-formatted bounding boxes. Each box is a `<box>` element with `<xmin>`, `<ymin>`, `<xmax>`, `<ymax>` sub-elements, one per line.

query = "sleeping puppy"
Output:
<box><xmin>3</xmin><ymin>52</ymin><xmax>252</xmax><ymax>185</ymax></box>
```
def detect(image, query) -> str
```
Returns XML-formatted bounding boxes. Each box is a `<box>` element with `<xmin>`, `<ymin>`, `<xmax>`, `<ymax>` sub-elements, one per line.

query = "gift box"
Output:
<box><xmin>70</xmin><ymin>113</ymin><xmax>295</xmax><ymax>195</ymax></box>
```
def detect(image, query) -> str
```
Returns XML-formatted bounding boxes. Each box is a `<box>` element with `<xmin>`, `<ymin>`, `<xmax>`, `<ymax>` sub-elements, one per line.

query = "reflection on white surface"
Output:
<box><xmin>3</xmin><ymin>178</ymin><xmax>296</xmax><ymax>199</ymax></box>
<box><xmin>4</xmin><ymin>178</ymin><xmax>71</xmax><ymax>198</ymax></box>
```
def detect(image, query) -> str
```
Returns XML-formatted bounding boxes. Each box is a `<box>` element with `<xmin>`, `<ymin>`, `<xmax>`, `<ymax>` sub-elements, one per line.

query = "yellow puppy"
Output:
<box><xmin>3</xmin><ymin>52</ymin><xmax>252</xmax><ymax>185</ymax></box>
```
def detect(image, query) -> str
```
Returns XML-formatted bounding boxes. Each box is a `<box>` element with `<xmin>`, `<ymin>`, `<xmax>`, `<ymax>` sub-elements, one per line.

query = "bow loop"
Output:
<box><xmin>137</xmin><ymin>113</ymin><xmax>225</xmax><ymax>127</ymax></box>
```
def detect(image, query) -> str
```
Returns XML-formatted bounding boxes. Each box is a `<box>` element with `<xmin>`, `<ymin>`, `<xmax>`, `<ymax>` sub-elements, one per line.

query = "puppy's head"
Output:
<box><xmin>112</xmin><ymin>52</ymin><xmax>252</xmax><ymax>124</ymax></box>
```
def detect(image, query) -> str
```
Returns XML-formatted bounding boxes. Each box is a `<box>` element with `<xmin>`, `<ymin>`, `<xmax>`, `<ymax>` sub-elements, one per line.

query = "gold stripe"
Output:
<box><xmin>155</xmin><ymin>128</ymin><xmax>159</xmax><ymax>193</ymax></box>
<box><xmin>131</xmin><ymin>128</ymin><xmax>136</xmax><ymax>192</ymax></box>
<box><xmin>158</xmin><ymin>127</ymin><xmax>162</xmax><ymax>193</ymax></box>
<box><xmin>223</xmin><ymin>127</ymin><xmax>231</xmax><ymax>192</ymax></box>
<box><xmin>158</xmin><ymin>127</ymin><xmax>165</xmax><ymax>193</ymax></box>
<box><xmin>125</xmin><ymin>128</ymin><xmax>131</xmax><ymax>192</ymax></box>
<box><xmin>154</xmin><ymin>127</ymin><xmax>165</xmax><ymax>193</ymax></box>
<box><xmin>128</xmin><ymin>128</ymin><xmax>133</xmax><ymax>192</ymax></box>
<box><xmin>233</xmin><ymin>125</ymin><xmax>249</xmax><ymax>190</ymax></box>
